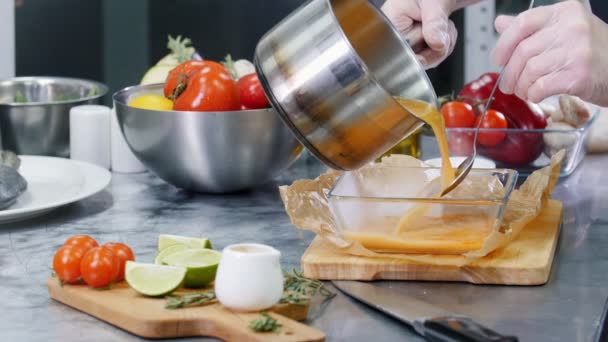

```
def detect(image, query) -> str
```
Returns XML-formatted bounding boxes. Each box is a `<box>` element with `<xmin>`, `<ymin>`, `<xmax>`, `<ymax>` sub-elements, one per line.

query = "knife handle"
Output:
<box><xmin>422</xmin><ymin>316</ymin><xmax>518</xmax><ymax>342</ymax></box>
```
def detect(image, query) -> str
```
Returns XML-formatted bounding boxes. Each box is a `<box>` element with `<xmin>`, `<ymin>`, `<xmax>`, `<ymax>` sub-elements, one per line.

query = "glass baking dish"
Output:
<box><xmin>328</xmin><ymin>167</ymin><xmax>518</xmax><ymax>254</ymax></box>
<box><xmin>444</xmin><ymin>109</ymin><xmax>598</xmax><ymax>177</ymax></box>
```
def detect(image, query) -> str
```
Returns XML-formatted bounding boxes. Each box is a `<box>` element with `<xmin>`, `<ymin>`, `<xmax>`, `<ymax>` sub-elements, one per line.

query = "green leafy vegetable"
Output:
<box><xmin>14</xmin><ymin>91</ymin><xmax>27</xmax><ymax>103</ymax></box>
<box><xmin>167</xmin><ymin>35</ymin><xmax>194</xmax><ymax>64</ymax></box>
<box><xmin>221</xmin><ymin>54</ymin><xmax>238</xmax><ymax>79</ymax></box>
<box><xmin>86</xmin><ymin>87</ymin><xmax>98</xmax><ymax>97</ymax></box>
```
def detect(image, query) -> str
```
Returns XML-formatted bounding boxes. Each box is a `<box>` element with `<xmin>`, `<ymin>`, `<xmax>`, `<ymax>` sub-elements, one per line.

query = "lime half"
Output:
<box><xmin>162</xmin><ymin>249</ymin><xmax>221</xmax><ymax>288</ymax></box>
<box><xmin>125</xmin><ymin>261</ymin><xmax>186</xmax><ymax>297</ymax></box>
<box><xmin>154</xmin><ymin>244</ymin><xmax>191</xmax><ymax>265</ymax></box>
<box><xmin>158</xmin><ymin>234</ymin><xmax>213</xmax><ymax>252</ymax></box>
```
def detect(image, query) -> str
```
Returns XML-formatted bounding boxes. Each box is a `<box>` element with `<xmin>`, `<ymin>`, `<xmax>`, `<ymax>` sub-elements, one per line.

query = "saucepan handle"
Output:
<box><xmin>422</xmin><ymin>316</ymin><xmax>519</xmax><ymax>342</ymax></box>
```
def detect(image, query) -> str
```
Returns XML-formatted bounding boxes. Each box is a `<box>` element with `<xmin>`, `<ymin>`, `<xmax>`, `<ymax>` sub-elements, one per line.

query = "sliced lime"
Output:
<box><xmin>158</xmin><ymin>234</ymin><xmax>213</xmax><ymax>252</ymax></box>
<box><xmin>162</xmin><ymin>249</ymin><xmax>221</xmax><ymax>288</ymax></box>
<box><xmin>154</xmin><ymin>244</ymin><xmax>191</xmax><ymax>265</ymax></box>
<box><xmin>125</xmin><ymin>261</ymin><xmax>186</xmax><ymax>297</ymax></box>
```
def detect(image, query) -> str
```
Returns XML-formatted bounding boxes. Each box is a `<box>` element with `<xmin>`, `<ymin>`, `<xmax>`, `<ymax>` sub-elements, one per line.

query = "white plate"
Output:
<box><xmin>424</xmin><ymin>156</ymin><xmax>496</xmax><ymax>169</ymax></box>
<box><xmin>0</xmin><ymin>156</ymin><xmax>111</xmax><ymax>224</ymax></box>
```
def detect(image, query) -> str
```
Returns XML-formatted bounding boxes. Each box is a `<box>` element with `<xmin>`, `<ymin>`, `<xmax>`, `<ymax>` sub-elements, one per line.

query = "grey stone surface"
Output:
<box><xmin>1</xmin><ymin>142</ymin><xmax>607</xmax><ymax>341</ymax></box>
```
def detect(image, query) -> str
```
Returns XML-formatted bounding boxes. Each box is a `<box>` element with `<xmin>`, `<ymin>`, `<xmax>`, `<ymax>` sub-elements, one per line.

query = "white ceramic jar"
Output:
<box><xmin>69</xmin><ymin>105</ymin><xmax>111</xmax><ymax>169</ymax></box>
<box><xmin>214</xmin><ymin>243</ymin><xmax>283</xmax><ymax>312</ymax></box>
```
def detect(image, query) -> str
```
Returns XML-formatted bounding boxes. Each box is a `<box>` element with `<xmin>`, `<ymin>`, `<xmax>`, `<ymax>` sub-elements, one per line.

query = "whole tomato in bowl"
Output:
<box><xmin>165</xmin><ymin>60</ymin><xmax>241</xmax><ymax>112</ymax></box>
<box><xmin>455</xmin><ymin>72</ymin><xmax>547</xmax><ymax>166</ymax></box>
<box><xmin>441</xmin><ymin>101</ymin><xmax>476</xmax><ymax>128</ymax></box>
<box><xmin>238</xmin><ymin>73</ymin><xmax>270</xmax><ymax>110</ymax></box>
<box><xmin>474</xmin><ymin>109</ymin><xmax>508</xmax><ymax>147</ymax></box>
<box><xmin>441</xmin><ymin>101</ymin><xmax>477</xmax><ymax>156</ymax></box>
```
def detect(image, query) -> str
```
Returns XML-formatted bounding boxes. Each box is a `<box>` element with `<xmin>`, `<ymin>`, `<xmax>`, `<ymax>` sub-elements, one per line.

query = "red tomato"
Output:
<box><xmin>80</xmin><ymin>247</ymin><xmax>120</xmax><ymax>288</ymax></box>
<box><xmin>440</xmin><ymin>101</ymin><xmax>476</xmax><ymax>128</ymax></box>
<box><xmin>53</xmin><ymin>245</ymin><xmax>87</xmax><ymax>284</ymax></box>
<box><xmin>64</xmin><ymin>235</ymin><xmax>98</xmax><ymax>252</ymax></box>
<box><xmin>172</xmin><ymin>61</ymin><xmax>240</xmax><ymax>111</ymax></box>
<box><xmin>474</xmin><ymin>110</ymin><xmax>508</xmax><ymax>146</ymax></box>
<box><xmin>163</xmin><ymin>60</ymin><xmax>208</xmax><ymax>98</ymax></box>
<box><xmin>237</xmin><ymin>73</ymin><xmax>269</xmax><ymax>109</ymax></box>
<box><xmin>103</xmin><ymin>242</ymin><xmax>135</xmax><ymax>281</ymax></box>
<box><xmin>448</xmin><ymin>131</ymin><xmax>474</xmax><ymax>156</ymax></box>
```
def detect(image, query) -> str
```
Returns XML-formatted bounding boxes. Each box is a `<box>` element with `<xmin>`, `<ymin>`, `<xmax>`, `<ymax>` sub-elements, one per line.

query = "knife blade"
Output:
<box><xmin>332</xmin><ymin>281</ymin><xmax>518</xmax><ymax>342</ymax></box>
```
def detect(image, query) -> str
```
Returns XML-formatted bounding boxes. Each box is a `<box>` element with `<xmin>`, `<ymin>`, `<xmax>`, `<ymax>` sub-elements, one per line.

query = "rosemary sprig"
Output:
<box><xmin>165</xmin><ymin>290</ymin><xmax>216</xmax><ymax>309</ymax></box>
<box><xmin>249</xmin><ymin>312</ymin><xmax>281</xmax><ymax>333</ymax></box>
<box><xmin>279</xmin><ymin>290</ymin><xmax>310</xmax><ymax>306</ymax></box>
<box><xmin>164</xmin><ymin>269</ymin><xmax>335</xmax><ymax>309</ymax></box>
<box><xmin>283</xmin><ymin>268</ymin><xmax>336</xmax><ymax>300</ymax></box>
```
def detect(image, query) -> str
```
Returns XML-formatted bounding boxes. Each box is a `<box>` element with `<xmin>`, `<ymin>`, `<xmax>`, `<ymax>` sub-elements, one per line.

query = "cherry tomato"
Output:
<box><xmin>163</xmin><ymin>60</ymin><xmax>208</xmax><ymax>98</ymax></box>
<box><xmin>172</xmin><ymin>61</ymin><xmax>240</xmax><ymax>111</ymax></box>
<box><xmin>448</xmin><ymin>131</ymin><xmax>474</xmax><ymax>156</ymax></box>
<box><xmin>64</xmin><ymin>235</ymin><xmax>98</xmax><ymax>252</ymax></box>
<box><xmin>53</xmin><ymin>245</ymin><xmax>87</xmax><ymax>284</ymax></box>
<box><xmin>440</xmin><ymin>101</ymin><xmax>476</xmax><ymax>128</ymax></box>
<box><xmin>103</xmin><ymin>242</ymin><xmax>135</xmax><ymax>281</ymax></box>
<box><xmin>80</xmin><ymin>247</ymin><xmax>120</xmax><ymax>288</ymax></box>
<box><xmin>474</xmin><ymin>110</ymin><xmax>508</xmax><ymax>146</ymax></box>
<box><xmin>237</xmin><ymin>73</ymin><xmax>269</xmax><ymax>109</ymax></box>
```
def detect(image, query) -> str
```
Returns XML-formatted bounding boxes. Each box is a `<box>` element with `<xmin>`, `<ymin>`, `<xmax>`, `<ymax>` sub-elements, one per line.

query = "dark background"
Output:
<box><xmin>14</xmin><ymin>0</ymin><xmax>608</xmax><ymax>104</ymax></box>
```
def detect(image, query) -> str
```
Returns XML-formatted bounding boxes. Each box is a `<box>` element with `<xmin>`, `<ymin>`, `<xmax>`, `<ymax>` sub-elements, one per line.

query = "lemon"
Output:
<box><xmin>154</xmin><ymin>244</ymin><xmax>191</xmax><ymax>265</ymax></box>
<box><xmin>158</xmin><ymin>234</ymin><xmax>213</xmax><ymax>252</ymax></box>
<box><xmin>162</xmin><ymin>249</ymin><xmax>221</xmax><ymax>288</ymax></box>
<box><xmin>128</xmin><ymin>94</ymin><xmax>173</xmax><ymax>111</ymax></box>
<box><xmin>125</xmin><ymin>261</ymin><xmax>186</xmax><ymax>297</ymax></box>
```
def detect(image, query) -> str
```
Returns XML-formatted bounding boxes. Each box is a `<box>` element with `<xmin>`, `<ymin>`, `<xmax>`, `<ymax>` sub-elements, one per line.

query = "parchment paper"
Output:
<box><xmin>279</xmin><ymin>151</ymin><xmax>565</xmax><ymax>266</ymax></box>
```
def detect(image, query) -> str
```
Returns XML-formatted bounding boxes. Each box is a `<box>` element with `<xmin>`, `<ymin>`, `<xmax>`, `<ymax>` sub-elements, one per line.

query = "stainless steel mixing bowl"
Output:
<box><xmin>255</xmin><ymin>0</ymin><xmax>437</xmax><ymax>170</ymax></box>
<box><xmin>0</xmin><ymin>77</ymin><xmax>108</xmax><ymax>157</ymax></box>
<box><xmin>113</xmin><ymin>84</ymin><xmax>303</xmax><ymax>193</ymax></box>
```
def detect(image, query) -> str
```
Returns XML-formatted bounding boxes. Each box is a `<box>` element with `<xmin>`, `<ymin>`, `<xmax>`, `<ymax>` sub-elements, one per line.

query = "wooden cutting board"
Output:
<box><xmin>47</xmin><ymin>279</ymin><xmax>324</xmax><ymax>342</ymax></box>
<box><xmin>302</xmin><ymin>200</ymin><xmax>563</xmax><ymax>285</ymax></box>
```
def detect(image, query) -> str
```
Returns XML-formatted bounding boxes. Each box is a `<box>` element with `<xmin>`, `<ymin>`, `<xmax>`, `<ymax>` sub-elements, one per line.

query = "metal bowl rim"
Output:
<box><xmin>113</xmin><ymin>83</ymin><xmax>277</xmax><ymax>116</ymax></box>
<box><xmin>0</xmin><ymin>76</ymin><xmax>108</xmax><ymax>107</ymax></box>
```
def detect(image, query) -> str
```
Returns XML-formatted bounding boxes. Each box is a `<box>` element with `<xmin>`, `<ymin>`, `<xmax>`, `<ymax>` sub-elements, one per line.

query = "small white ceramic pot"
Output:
<box><xmin>214</xmin><ymin>243</ymin><xmax>283</xmax><ymax>312</ymax></box>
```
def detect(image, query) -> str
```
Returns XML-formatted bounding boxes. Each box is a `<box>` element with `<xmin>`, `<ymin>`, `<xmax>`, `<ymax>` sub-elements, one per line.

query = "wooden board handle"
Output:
<box><xmin>47</xmin><ymin>278</ymin><xmax>325</xmax><ymax>342</ymax></box>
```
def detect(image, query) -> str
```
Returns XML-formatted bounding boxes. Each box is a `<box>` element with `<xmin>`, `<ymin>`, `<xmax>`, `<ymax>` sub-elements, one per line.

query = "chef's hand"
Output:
<box><xmin>381</xmin><ymin>0</ymin><xmax>457</xmax><ymax>68</ymax></box>
<box><xmin>381</xmin><ymin>0</ymin><xmax>481</xmax><ymax>68</ymax></box>
<box><xmin>492</xmin><ymin>1</ymin><xmax>608</xmax><ymax>106</ymax></box>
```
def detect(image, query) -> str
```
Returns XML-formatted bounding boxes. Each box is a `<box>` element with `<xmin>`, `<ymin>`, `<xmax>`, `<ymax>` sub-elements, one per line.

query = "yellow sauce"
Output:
<box><xmin>343</xmin><ymin>213</ymin><xmax>492</xmax><ymax>254</ymax></box>
<box><xmin>393</xmin><ymin>98</ymin><xmax>456</xmax><ymax>236</ymax></box>
<box><xmin>394</xmin><ymin>98</ymin><xmax>455</xmax><ymax>189</ymax></box>
<box><xmin>342</xmin><ymin>98</ymin><xmax>495</xmax><ymax>254</ymax></box>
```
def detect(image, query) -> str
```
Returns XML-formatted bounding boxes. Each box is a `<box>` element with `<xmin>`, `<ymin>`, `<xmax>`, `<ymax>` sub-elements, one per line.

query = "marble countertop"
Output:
<box><xmin>2</xmin><ymin>143</ymin><xmax>608</xmax><ymax>341</ymax></box>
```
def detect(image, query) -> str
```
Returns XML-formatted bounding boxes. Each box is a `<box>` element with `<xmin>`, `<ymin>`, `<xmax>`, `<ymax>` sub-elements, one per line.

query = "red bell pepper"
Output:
<box><xmin>457</xmin><ymin>73</ymin><xmax>548</xmax><ymax>166</ymax></box>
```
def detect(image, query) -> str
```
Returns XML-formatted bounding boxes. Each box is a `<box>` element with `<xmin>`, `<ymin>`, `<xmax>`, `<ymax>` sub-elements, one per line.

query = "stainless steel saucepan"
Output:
<box><xmin>255</xmin><ymin>0</ymin><xmax>436</xmax><ymax>170</ymax></box>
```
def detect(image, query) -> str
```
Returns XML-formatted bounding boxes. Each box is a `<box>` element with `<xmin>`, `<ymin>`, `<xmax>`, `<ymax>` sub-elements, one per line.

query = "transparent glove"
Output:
<box><xmin>381</xmin><ymin>0</ymin><xmax>458</xmax><ymax>68</ymax></box>
<box><xmin>492</xmin><ymin>1</ymin><xmax>608</xmax><ymax>106</ymax></box>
